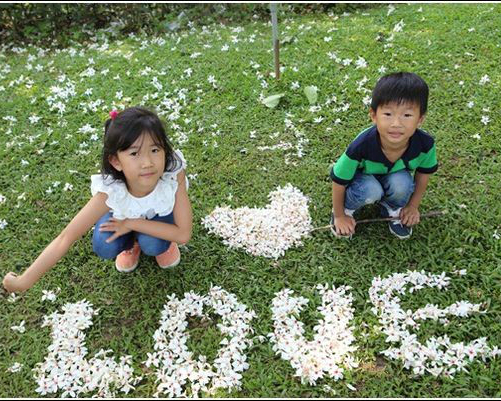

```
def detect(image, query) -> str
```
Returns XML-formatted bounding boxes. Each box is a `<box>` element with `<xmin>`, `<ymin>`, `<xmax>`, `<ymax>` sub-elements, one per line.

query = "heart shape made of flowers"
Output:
<box><xmin>202</xmin><ymin>184</ymin><xmax>313</xmax><ymax>259</ymax></box>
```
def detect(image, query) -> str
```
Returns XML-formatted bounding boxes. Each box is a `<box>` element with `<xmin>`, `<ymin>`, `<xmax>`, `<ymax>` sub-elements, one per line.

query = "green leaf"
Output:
<box><xmin>304</xmin><ymin>86</ymin><xmax>318</xmax><ymax>105</ymax></box>
<box><xmin>262</xmin><ymin>93</ymin><xmax>285</xmax><ymax>109</ymax></box>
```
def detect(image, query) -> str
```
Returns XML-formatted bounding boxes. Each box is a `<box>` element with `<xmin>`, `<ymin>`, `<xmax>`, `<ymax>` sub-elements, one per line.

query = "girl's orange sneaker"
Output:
<box><xmin>115</xmin><ymin>242</ymin><xmax>141</xmax><ymax>273</ymax></box>
<box><xmin>156</xmin><ymin>242</ymin><xmax>180</xmax><ymax>269</ymax></box>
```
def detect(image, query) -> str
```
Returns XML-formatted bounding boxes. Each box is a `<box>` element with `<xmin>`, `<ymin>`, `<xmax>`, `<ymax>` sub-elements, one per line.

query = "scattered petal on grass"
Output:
<box><xmin>7</xmin><ymin>362</ymin><xmax>23</xmax><ymax>373</ymax></box>
<box><xmin>11</xmin><ymin>320</ymin><xmax>26</xmax><ymax>333</ymax></box>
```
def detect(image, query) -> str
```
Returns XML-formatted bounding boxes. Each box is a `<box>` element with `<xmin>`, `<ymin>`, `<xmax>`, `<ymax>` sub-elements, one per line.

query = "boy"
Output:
<box><xmin>330</xmin><ymin>72</ymin><xmax>438</xmax><ymax>239</ymax></box>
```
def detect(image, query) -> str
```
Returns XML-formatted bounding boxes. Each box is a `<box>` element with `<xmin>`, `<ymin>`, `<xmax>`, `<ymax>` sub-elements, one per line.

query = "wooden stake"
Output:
<box><xmin>270</xmin><ymin>3</ymin><xmax>280</xmax><ymax>80</ymax></box>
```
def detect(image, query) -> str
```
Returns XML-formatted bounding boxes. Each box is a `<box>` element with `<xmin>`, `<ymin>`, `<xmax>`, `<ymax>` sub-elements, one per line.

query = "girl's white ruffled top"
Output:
<box><xmin>90</xmin><ymin>149</ymin><xmax>188</xmax><ymax>220</ymax></box>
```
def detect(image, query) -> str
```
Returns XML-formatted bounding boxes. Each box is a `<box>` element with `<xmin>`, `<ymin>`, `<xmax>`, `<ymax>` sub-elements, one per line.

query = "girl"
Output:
<box><xmin>3</xmin><ymin>107</ymin><xmax>192</xmax><ymax>293</ymax></box>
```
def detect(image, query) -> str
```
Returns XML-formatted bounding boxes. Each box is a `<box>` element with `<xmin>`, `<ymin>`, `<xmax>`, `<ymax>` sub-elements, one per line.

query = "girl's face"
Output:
<box><xmin>109</xmin><ymin>132</ymin><xmax>166</xmax><ymax>197</ymax></box>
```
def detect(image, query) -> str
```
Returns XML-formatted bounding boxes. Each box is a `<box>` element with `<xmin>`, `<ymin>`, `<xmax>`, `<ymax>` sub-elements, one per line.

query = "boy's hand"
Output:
<box><xmin>99</xmin><ymin>217</ymin><xmax>132</xmax><ymax>243</ymax></box>
<box><xmin>335</xmin><ymin>215</ymin><xmax>356</xmax><ymax>236</ymax></box>
<box><xmin>3</xmin><ymin>272</ymin><xmax>29</xmax><ymax>293</ymax></box>
<box><xmin>400</xmin><ymin>205</ymin><xmax>420</xmax><ymax>226</ymax></box>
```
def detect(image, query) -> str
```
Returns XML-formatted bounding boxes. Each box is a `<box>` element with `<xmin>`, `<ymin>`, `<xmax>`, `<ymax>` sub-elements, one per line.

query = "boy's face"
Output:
<box><xmin>370</xmin><ymin>101</ymin><xmax>425</xmax><ymax>148</ymax></box>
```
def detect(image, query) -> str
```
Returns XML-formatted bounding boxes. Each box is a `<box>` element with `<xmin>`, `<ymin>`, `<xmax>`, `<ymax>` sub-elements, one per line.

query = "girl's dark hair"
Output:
<box><xmin>370</xmin><ymin>72</ymin><xmax>429</xmax><ymax>115</ymax></box>
<box><xmin>101</xmin><ymin>106</ymin><xmax>181</xmax><ymax>182</ymax></box>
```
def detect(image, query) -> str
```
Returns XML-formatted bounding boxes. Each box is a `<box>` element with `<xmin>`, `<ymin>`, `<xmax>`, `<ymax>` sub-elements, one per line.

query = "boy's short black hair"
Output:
<box><xmin>370</xmin><ymin>72</ymin><xmax>429</xmax><ymax>115</ymax></box>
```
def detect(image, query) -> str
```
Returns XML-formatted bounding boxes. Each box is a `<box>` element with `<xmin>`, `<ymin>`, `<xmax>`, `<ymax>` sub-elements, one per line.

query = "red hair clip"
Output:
<box><xmin>109</xmin><ymin>110</ymin><xmax>118</xmax><ymax>120</ymax></box>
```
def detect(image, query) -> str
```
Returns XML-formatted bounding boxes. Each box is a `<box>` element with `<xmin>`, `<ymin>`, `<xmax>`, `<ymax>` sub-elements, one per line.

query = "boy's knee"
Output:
<box><xmin>363</xmin><ymin>181</ymin><xmax>384</xmax><ymax>204</ymax></box>
<box><xmin>387</xmin><ymin>172</ymin><xmax>415</xmax><ymax>198</ymax></box>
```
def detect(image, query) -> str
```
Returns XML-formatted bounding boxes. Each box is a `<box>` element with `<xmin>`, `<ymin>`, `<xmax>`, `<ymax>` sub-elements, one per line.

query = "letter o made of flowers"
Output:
<box><xmin>268</xmin><ymin>284</ymin><xmax>358</xmax><ymax>385</ymax></box>
<box><xmin>144</xmin><ymin>286</ymin><xmax>256</xmax><ymax>398</ymax></box>
<box><xmin>369</xmin><ymin>270</ymin><xmax>500</xmax><ymax>377</ymax></box>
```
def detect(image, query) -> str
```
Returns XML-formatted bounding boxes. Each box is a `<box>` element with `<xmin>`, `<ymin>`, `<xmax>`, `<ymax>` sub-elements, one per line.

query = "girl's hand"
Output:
<box><xmin>400</xmin><ymin>205</ymin><xmax>420</xmax><ymax>226</ymax></box>
<box><xmin>99</xmin><ymin>217</ymin><xmax>132</xmax><ymax>243</ymax></box>
<box><xmin>3</xmin><ymin>272</ymin><xmax>29</xmax><ymax>293</ymax></box>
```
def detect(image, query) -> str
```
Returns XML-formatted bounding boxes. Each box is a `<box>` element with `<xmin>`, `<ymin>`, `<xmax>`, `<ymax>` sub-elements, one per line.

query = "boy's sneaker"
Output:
<box><xmin>115</xmin><ymin>241</ymin><xmax>141</xmax><ymax>273</ymax></box>
<box><xmin>156</xmin><ymin>242</ymin><xmax>181</xmax><ymax>269</ymax></box>
<box><xmin>330</xmin><ymin>212</ymin><xmax>352</xmax><ymax>239</ymax></box>
<box><xmin>381</xmin><ymin>207</ymin><xmax>412</xmax><ymax>239</ymax></box>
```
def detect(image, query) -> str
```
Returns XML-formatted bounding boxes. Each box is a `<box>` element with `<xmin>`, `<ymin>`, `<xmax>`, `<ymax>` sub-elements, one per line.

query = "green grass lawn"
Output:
<box><xmin>1</xmin><ymin>3</ymin><xmax>501</xmax><ymax>397</ymax></box>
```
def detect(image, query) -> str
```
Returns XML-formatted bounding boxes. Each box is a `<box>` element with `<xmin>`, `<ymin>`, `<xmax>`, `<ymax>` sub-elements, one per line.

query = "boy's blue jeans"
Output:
<box><xmin>92</xmin><ymin>212</ymin><xmax>174</xmax><ymax>259</ymax></box>
<box><xmin>344</xmin><ymin>170</ymin><xmax>415</xmax><ymax>215</ymax></box>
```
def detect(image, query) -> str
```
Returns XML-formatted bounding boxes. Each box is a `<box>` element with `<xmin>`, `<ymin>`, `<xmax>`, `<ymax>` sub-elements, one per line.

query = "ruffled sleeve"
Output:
<box><xmin>90</xmin><ymin>174</ymin><xmax>130</xmax><ymax>219</ymax></box>
<box><xmin>165</xmin><ymin>149</ymin><xmax>189</xmax><ymax>190</ymax></box>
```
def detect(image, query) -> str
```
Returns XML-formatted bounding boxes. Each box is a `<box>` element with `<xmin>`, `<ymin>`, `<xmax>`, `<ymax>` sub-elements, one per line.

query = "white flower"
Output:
<box><xmin>467</xmin><ymin>101</ymin><xmax>474</xmax><ymax>108</ymax></box>
<box><xmin>481</xmin><ymin>115</ymin><xmax>490</xmax><ymax>125</ymax></box>
<box><xmin>29</xmin><ymin>115</ymin><xmax>41</xmax><ymax>124</ymax></box>
<box><xmin>11</xmin><ymin>320</ymin><xmax>26</xmax><ymax>333</ymax></box>
<box><xmin>0</xmin><ymin>219</ymin><xmax>7</xmax><ymax>230</ymax></box>
<box><xmin>327</xmin><ymin>52</ymin><xmax>341</xmax><ymax>62</ymax></box>
<box><xmin>78</xmin><ymin>124</ymin><xmax>96</xmax><ymax>135</ymax></box>
<box><xmin>393</xmin><ymin>19</ymin><xmax>405</xmax><ymax>32</ymax></box>
<box><xmin>42</xmin><ymin>290</ymin><xmax>58</xmax><ymax>302</ymax></box>
<box><xmin>80</xmin><ymin>67</ymin><xmax>96</xmax><ymax>77</ymax></box>
<box><xmin>208</xmin><ymin>75</ymin><xmax>217</xmax><ymax>88</ymax></box>
<box><xmin>479</xmin><ymin>74</ymin><xmax>490</xmax><ymax>85</ymax></box>
<box><xmin>7</xmin><ymin>362</ymin><xmax>23</xmax><ymax>373</ymax></box>
<box><xmin>355</xmin><ymin>57</ymin><xmax>367</xmax><ymax>69</ymax></box>
<box><xmin>290</xmin><ymin>81</ymin><xmax>300</xmax><ymax>90</ymax></box>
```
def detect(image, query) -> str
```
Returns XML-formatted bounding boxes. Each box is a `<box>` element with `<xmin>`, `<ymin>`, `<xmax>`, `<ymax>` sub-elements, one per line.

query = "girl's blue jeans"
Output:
<box><xmin>92</xmin><ymin>212</ymin><xmax>174</xmax><ymax>259</ymax></box>
<box><xmin>344</xmin><ymin>170</ymin><xmax>415</xmax><ymax>213</ymax></box>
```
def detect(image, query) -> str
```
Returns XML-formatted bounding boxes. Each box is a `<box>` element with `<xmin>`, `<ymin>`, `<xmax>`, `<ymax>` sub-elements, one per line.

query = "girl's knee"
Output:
<box><xmin>137</xmin><ymin>235</ymin><xmax>169</xmax><ymax>256</ymax></box>
<box><xmin>93</xmin><ymin>238</ymin><xmax>122</xmax><ymax>259</ymax></box>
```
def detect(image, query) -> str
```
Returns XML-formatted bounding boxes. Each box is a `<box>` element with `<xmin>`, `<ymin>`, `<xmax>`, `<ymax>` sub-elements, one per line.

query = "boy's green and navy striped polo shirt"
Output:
<box><xmin>330</xmin><ymin>125</ymin><xmax>438</xmax><ymax>186</ymax></box>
